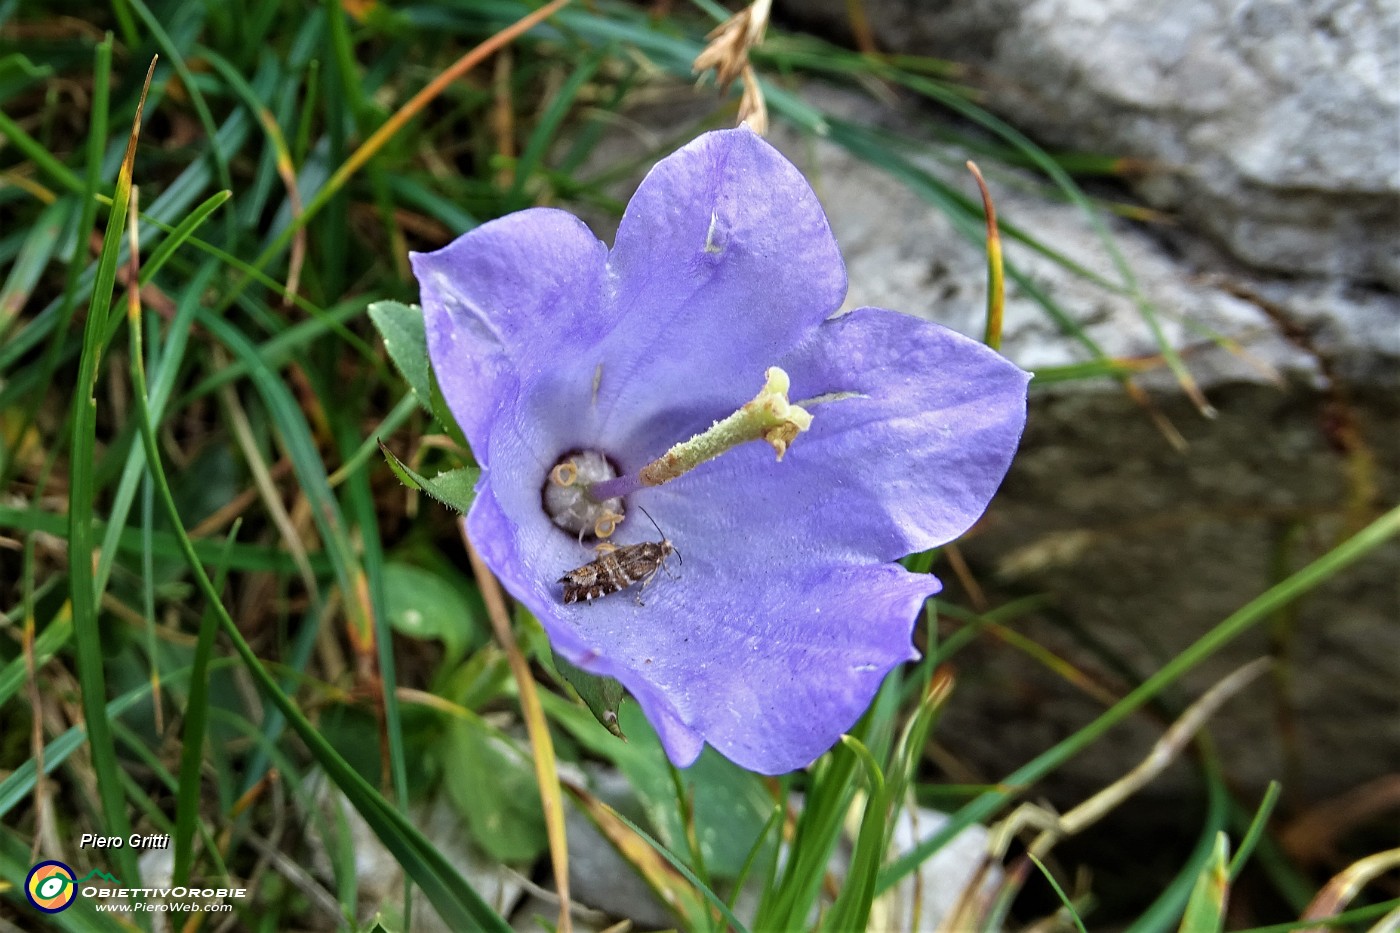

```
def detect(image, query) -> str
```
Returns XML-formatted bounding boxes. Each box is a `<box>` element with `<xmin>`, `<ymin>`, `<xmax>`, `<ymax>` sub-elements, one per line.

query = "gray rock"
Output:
<box><xmin>775</xmin><ymin>0</ymin><xmax>1400</xmax><ymax>287</ymax></box>
<box><xmin>774</xmin><ymin>85</ymin><xmax>1399</xmax><ymax>393</ymax></box>
<box><xmin>951</xmin><ymin>382</ymin><xmax>1399</xmax><ymax>805</ymax></box>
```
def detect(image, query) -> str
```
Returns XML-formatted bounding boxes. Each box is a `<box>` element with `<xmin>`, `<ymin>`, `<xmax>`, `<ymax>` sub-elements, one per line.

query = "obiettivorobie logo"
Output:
<box><xmin>24</xmin><ymin>859</ymin><xmax>247</xmax><ymax>915</ymax></box>
<box><xmin>25</xmin><ymin>861</ymin><xmax>119</xmax><ymax>913</ymax></box>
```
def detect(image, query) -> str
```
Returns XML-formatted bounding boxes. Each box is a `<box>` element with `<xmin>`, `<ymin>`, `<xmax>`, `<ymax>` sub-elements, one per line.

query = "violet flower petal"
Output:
<box><xmin>467</xmin><ymin>485</ymin><xmax>936</xmax><ymax>773</ymax></box>
<box><xmin>410</xmin><ymin>209</ymin><xmax>608</xmax><ymax>452</ymax></box>
<box><xmin>654</xmin><ymin>306</ymin><xmax>1032</xmax><ymax>566</ymax></box>
<box><xmin>587</xmin><ymin>127</ymin><xmax>848</xmax><ymax>454</ymax></box>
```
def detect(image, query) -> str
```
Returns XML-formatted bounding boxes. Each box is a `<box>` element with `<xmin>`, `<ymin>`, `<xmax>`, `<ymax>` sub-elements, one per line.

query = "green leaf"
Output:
<box><xmin>383</xmin><ymin>562</ymin><xmax>480</xmax><ymax>666</ymax></box>
<box><xmin>365</xmin><ymin>300</ymin><xmax>468</xmax><ymax>444</ymax></box>
<box><xmin>379</xmin><ymin>442</ymin><xmax>480</xmax><ymax>513</ymax></box>
<box><xmin>1178</xmin><ymin>832</ymin><xmax>1230</xmax><ymax>933</ymax></box>
<box><xmin>552</xmin><ymin>649</ymin><xmax>626</xmax><ymax>738</ymax></box>
<box><xmin>442</xmin><ymin>719</ymin><xmax>548</xmax><ymax>863</ymax></box>
<box><xmin>614</xmin><ymin>705</ymin><xmax>774</xmax><ymax>882</ymax></box>
<box><xmin>368</xmin><ymin>300</ymin><xmax>433</xmax><ymax>411</ymax></box>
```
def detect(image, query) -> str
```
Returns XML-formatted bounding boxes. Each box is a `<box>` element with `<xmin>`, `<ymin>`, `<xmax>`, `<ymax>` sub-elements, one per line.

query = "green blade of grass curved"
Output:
<box><xmin>1028</xmin><ymin>853</ymin><xmax>1091</xmax><ymax>933</ymax></box>
<box><xmin>172</xmin><ymin>524</ymin><xmax>241</xmax><ymax>887</ymax></box>
<box><xmin>825</xmin><ymin>736</ymin><xmax>889</xmax><ymax>933</ymax></box>
<box><xmin>66</xmin><ymin>55</ymin><xmax>157</xmax><ymax>894</ymax></box>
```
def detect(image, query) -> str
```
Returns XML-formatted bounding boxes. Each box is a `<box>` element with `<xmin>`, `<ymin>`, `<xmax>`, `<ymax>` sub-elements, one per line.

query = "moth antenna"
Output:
<box><xmin>637</xmin><ymin>504</ymin><xmax>665</xmax><ymax>540</ymax></box>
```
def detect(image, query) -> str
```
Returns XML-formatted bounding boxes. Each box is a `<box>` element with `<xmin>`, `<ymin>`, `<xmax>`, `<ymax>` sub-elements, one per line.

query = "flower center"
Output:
<box><xmin>542</xmin><ymin>368</ymin><xmax>815</xmax><ymax>539</ymax></box>
<box><xmin>542</xmin><ymin>449</ymin><xmax>625</xmax><ymax>540</ymax></box>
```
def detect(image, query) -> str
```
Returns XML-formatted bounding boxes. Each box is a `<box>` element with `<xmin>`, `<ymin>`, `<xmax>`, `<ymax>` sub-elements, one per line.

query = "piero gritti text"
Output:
<box><xmin>79</xmin><ymin>833</ymin><xmax>171</xmax><ymax>850</ymax></box>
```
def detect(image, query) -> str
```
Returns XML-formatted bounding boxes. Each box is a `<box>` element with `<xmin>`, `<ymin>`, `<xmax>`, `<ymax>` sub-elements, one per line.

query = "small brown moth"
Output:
<box><xmin>559</xmin><ymin>508</ymin><xmax>678</xmax><ymax>605</ymax></box>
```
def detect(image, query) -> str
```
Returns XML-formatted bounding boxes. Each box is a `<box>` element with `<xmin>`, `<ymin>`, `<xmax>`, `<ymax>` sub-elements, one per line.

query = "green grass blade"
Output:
<box><xmin>0</xmin><ymin>503</ymin><xmax>333</xmax><ymax>574</ymax></box>
<box><xmin>0</xmin><ymin>108</ymin><xmax>85</xmax><ymax>194</ymax></box>
<box><xmin>824</xmin><ymin>737</ymin><xmax>889</xmax><ymax>933</ymax></box>
<box><xmin>0</xmin><ymin>198</ymin><xmax>70</xmax><ymax>340</ymax></box>
<box><xmin>172</xmin><ymin>524</ymin><xmax>242</xmax><ymax>887</ymax></box>
<box><xmin>1028</xmin><ymin>853</ymin><xmax>1091</xmax><ymax>933</ymax></box>
<box><xmin>329</xmin><ymin>393</ymin><xmax>419</xmax><ymax>486</ymax></box>
<box><xmin>95</xmin><ymin>261</ymin><xmax>213</xmax><ymax>597</ymax></box>
<box><xmin>756</xmin><ymin>740</ymin><xmax>860</xmax><ymax>930</ymax></box>
<box><xmin>194</xmin><ymin>306</ymin><xmax>374</xmax><ymax>656</ymax></box>
<box><xmin>1234</xmin><ymin>900</ymin><xmax>1400</xmax><ymax>933</ymax></box>
<box><xmin>1128</xmin><ymin>770</ymin><xmax>1230</xmax><ymax>933</ymax></box>
<box><xmin>139</xmin><ymin>189</ymin><xmax>233</xmax><ymax>282</ymax></box>
<box><xmin>66</xmin><ymin>55</ymin><xmax>156</xmax><ymax>893</ymax></box>
<box><xmin>890</xmin><ymin>69</ymin><xmax>1214</xmax><ymax>413</ymax></box>
<box><xmin>123</xmin><ymin>0</ymin><xmax>235</xmax><ymax>235</ymax></box>
<box><xmin>1228</xmin><ymin>781</ymin><xmax>1281</xmax><ymax>882</ymax></box>
<box><xmin>182</xmin><ymin>297</ymin><xmax>367</xmax><ymax>401</ymax></box>
<box><xmin>0</xmin><ymin>670</ymin><xmax>164</xmax><ymax>819</ymax></box>
<box><xmin>0</xmin><ymin>35</ymin><xmax>111</xmax><ymax>496</ymax></box>
<box><xmin>333</xmin><ymin>409</ymin><xmax>411</xmax><ymax>812</ymax></box>
<box><xmin>346</xmin><ymin>467</ymin><xmax>412</xmax><ymax>929</ymax></box>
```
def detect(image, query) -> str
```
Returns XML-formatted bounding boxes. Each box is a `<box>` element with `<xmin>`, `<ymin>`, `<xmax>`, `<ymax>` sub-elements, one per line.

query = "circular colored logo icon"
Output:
<box><xmin>26</xmin><ymin>860</ymin><xmax>77</xmax><ymax>913</ymax></box>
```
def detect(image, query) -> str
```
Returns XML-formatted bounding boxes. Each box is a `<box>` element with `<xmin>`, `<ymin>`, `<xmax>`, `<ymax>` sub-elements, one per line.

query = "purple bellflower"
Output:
<box><xmin>411</xmin><ymin>127</ymin><xmax>1029</xmax><ymax>775</ymax></box>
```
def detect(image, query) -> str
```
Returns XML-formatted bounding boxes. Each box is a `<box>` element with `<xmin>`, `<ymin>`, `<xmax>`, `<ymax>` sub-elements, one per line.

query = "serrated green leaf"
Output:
<box><xmin>368</xmin><ymin>300</ymin><xmax>433</xmax><ymax>411</ymax></box>
<box><xmin>553</xmin><ymin>649</ymin><xmax>626</xmax><ymax>738</ymax></box>
<box><xmin>379</xmin><ymin>442</ymin><xmax>479</xmax><ymax>513</ymax></box>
